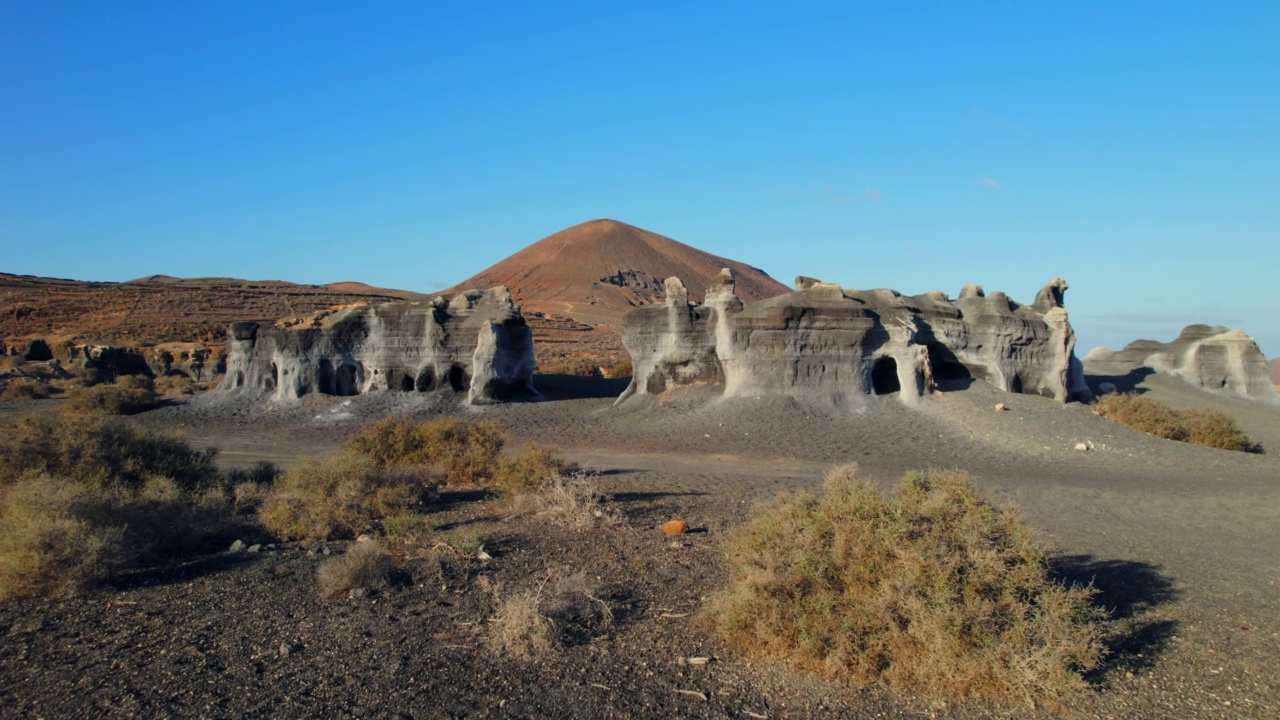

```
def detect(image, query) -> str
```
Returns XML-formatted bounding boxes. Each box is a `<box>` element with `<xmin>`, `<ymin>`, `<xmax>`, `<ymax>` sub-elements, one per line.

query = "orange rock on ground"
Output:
<box><xmin>661</xmin><ymin>519</ymin><xmax>689</xmax><ymax>536</ymax></box>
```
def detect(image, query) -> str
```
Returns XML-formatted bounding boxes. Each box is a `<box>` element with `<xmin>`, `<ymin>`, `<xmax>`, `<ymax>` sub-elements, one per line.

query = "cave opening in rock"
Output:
<box><xmin>872</xmin><ymin>357</ymin><xmax>900</xmax><ymax>395</ymax></box>
<box><xmin>318</xmin><ymin>359</ymin><xmax>335</xmax><ymax>395</ymax></box>
<box><xmin>447</xmin><ymin>365</ymin><xmax>469</xmax><ymax>392</ymax></box>
<box><xmin>1010</xmin><ymin>374</ymin><xmax>1024</xmax><ymax>394</ymax></box>
<box><xmin>266</xmin><ymin>363</ymin><xmax>278</xmax><ymax>391</ymax></box>
<box><xmin>336</xmin><ymin>364</ymin><xmax>359</xmax><ymax>396</ymax></box>
<box><xmin>416</xmin><ymin>367</ymin><xmax>435</xmax><ymax>392</ymax></box>
<box><xmin>926</xmin><ymin>343</ymin><xmax>973</xmax><ymax>381</ymax></box>
<box><xmin>400</xmin><ymin>374</ymin><xmax>414</xmax><ymax>392</ymax></box>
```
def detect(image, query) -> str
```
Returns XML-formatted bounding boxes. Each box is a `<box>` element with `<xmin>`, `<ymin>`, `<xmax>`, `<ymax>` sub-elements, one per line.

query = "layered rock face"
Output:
<box><xmin>1084</xmin><ymin>325</ymin><xmax>1279</xmax><ymax>403</ymax></box>
<box><xmin>617</xmin><ymin>270</ymin><xmax>1090</xmax><ymax>406</ymax></box>
<box><xmin>219</xmin><ymin>288</ymin><xmax>536</xmax><ymax>405</ymax></box>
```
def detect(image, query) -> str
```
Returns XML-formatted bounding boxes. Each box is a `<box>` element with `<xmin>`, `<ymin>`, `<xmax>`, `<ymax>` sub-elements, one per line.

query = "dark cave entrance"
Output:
<box><xmin>266</xmin><ymin>362</ymin><xmax>278</xmax><ymax>391</ymax></box>
<box><xmin>871</xmin><ymin>357</ymin><xmax>900</xmax><ymax>395</ymax></box>
<box><xmin>400</xmin><ymin>374</ymin><xmax>414</xmax><ymax>392</ymax></box>
<box><xmin>336</xmin><ymin>364</ymin><xmax>359</xmax><ymax>396</ymax></box>
<box><xmin>926</xmin><ymin>343</ymin><xmax>973</xmax><ymax>381</ymax></box>
<box><xmin>447</xmin><ymin>365</ymin><xmax>470</xmax><ymax>392</ymax></box>
<box><xmin>416</xmin><ymin>367</ymin><xmax>435</xmax><ymax>392</ymax></box>
<box><xmin>318</xmin><ymin>359</ymin><xmax>335</xmax><ymax>395</ymax></box>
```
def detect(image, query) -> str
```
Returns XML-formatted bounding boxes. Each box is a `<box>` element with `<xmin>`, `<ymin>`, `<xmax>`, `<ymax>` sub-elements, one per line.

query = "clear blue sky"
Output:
<box><xmin>2</xmin><ymin>2</ymin><xmax>1277</xmax><ymax>357</ymax></box>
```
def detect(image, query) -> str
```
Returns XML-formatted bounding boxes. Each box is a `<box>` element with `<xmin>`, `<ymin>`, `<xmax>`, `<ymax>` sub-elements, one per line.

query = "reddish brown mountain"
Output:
<box><xmin>445</xmin><ymin>219</ymin><xmax>790</xmax><ymax>331</ymax></box>
<box><xmin>1269</xmin><ymin>357</ymin><xmax>1280</xmax><ymax>385</ymax></box>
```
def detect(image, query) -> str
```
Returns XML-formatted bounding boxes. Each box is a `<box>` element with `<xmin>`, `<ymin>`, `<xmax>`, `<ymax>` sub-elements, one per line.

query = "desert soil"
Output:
<box><xmin>1</xmin><ymin>374</ymin><xmax>1278</xmax><ymax>719</ymax></box>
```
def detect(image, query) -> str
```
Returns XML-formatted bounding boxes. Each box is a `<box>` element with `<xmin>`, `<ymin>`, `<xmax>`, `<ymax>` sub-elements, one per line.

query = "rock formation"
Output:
<box><xmin>617</xmin><ymin>270</ymin><xmax>1091</xmax><ymax>406</ymax></box>
<box><xmin>1084</xmin><ymin>325</ymin><xmax>1280</xmax><ymax>403</ymax></box>
<box><xmin>219</xmin><ymin>287</ymin><xmax>536</xmax><ymax>405</ymax></box>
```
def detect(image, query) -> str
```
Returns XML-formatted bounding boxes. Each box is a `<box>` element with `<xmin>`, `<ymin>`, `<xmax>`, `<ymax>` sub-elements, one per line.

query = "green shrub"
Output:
<box><xmin>258</xmin><ymin>454</ymin><xmax>438</xmax><ymax>542</ymax></box>
<box><xmin>705</xmin><ymin>465</ymin><xmax>1104</xmax><ymax>707</ymax></box>
<box><xmin>0</xmin><ymin>416</ymin><xmax>219</xmax><ymax>491</ymax></box>
<box><xmin>1093</xmin><ymin>392</ymin><xmax>1259</xmax><ymax>453</ymax></box>
<box><xmin>63</xmin><ymin>374</ymin><xmax>158</xmax><ymax>415</ymax></box>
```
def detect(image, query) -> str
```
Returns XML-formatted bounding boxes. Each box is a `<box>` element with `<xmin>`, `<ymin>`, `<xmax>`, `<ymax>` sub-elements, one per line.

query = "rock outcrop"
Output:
<box><xmin>1084</xmin><ymin>325</ymin><xmax>1280</xmax><ymax>403</ymax></box>
<box><xmin>219</xmin><ymin>287</ymin><xmax>536</xmax><ymax>405</ymax></box>
<box><xmin>617</xmin><ymin>270</ymin><xmax>1090</xmax><ymax>406</ymax></box>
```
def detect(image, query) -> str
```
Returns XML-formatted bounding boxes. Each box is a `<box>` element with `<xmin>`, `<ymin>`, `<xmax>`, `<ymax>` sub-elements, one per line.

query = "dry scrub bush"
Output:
<box><xmin>607</xmin><ymin>359</ymin><xmax>633</xmax><ymax>378</ymax></box>
<box><xmin>537</xmin><ymin>359</ymin><xmax>599</xmax><ymax>377</ymax></box>
<box><xmin>343</xmin><ymin>416</ymin><xmax>575</xmax><ymax>491</ymax></box>
<box><xmin>259</xmin><ymin>455</ymin><xmax>437</xmax><ymax>542</ymax></box>
<box><xmin>380</xmin><ymin>512</ymin><xmax>437</xmax><ymax>551</ymax></box>
<box><xmin>1093</xmin><ymin>392</ymin><xmax>1259</xmax><ymax>452</ymax></box>
<box><xmin>0</xmin><ymin>478</ymin><xmax>125</xmax><ymax>599</ymax></box>
<box><xmin>705</xmin><ymin>465</ymin><xmax>1104</xmax><ymax>708</ymax></box>
<box><xmin>316</xmin><ymin>541</ymin><xmax>395</xmax><ymax>597</ymax></box>
<box><xmin>0</xmin><ymin>379</ymin><xmax>50</xmax><ymax>401</ymax></box>
<box><xmin>487</xmin><ymin>569</ymin><xmax>613</xmax><ymax>659</ymax></box>
<box><xmin>0</xmin><ymin>475</ymin><xmax>239</xmax><ymax>600</ymax></box>
<box><xmin>0</xmin><ymin>416</ymin><xmax>220</xmax><ymax>490</ymax></box>
<box><xmin>63</xmin><ymin>374</ymin><xmax>159</xmax><ymax>415</ymax></box>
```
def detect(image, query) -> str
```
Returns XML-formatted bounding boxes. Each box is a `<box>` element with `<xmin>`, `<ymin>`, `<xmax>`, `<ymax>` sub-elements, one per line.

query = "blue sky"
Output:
<box><xmin>2</xmin><ymin>2</ymin><xmax>1277</xmax><ymax>357</ymax></box>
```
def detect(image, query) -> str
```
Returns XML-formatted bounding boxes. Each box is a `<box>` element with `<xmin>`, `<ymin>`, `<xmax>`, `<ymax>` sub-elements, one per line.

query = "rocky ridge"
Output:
<box><xmin>1085</xmin><ymin>324</ymin><xmax>1279</xmax><ymax>403</ymax></box>
<box><xmin>618</xmin><ymin>270</ymin><xmax>1090</xmax><ymax>407</ymax></box>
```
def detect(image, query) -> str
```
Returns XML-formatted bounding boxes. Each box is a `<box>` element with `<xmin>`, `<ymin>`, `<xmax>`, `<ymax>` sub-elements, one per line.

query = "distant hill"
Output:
<box><xmin>2</xmin><ymin>220</ymin><xmax>791</xmax><ymax>371</ymax></box>
<box><xmin>0</xmin><ymin>272</ymin><xmax>428</xmax><ymax>347</ymax></box>
<box><xmin>1270</xmin><ymin>357</ymin><xmax>1280</xmax><ymax>385</ymax></box>
<box><xmin>444</xmin><ymin>219</ymin><xmax>790</xmax><ymax>331</ymax></box>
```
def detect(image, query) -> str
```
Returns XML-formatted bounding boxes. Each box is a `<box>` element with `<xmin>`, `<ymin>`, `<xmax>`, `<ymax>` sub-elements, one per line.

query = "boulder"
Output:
<box><xmin>617</xmin><ymin>271</ymin><xmax>1090</xmax><ymax>406</ymax></box>
<box><xmin>218</xmin><ymin>287</ymin><xmax>537</xmax><ymax>405</ymax></box>
<box><xmin>1084</xmin><ymin>325</ymin><xmax>1279</xmax><ymax>403</ymax></box>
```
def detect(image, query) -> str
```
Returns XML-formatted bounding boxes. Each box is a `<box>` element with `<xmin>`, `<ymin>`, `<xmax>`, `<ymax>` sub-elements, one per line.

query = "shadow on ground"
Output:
<box><xmin>1050</xmin><ymin>554</ymin><xmax>1179</xmax><ymax>676</ymax></box>
<box><xmin>532</xmin><ymin>374</ymin><xmax>630</xmax><ymax>401</ymax></box>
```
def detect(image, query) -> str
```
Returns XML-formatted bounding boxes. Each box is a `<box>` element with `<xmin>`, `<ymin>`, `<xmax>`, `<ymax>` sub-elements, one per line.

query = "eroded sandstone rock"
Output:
<box><xmin>617</xmin><ymin>271</ymin><xmax>1090</xmax><ymax>406</ymax></box>
<box><xmin>1084</xmin><ymin>325</ymin><xmax>1279</xmax><ymax>403</ymax></box>
<box><xmin>219</xmin><ymin>287</ymin><xmax>536</xmax><ymax>405</ymax></box>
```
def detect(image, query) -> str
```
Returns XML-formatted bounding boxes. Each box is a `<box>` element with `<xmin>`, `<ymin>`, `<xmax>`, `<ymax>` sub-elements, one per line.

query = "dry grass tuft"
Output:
<box><xmin>705</xmin><ymin>465</ymin><xmax>1104</xmax><ymax>708</ymax></box>
<box><xmin>63</xmin><ymin>374</ymin><xmax>159</xmax><ymax>415</ymax></box>
<box><xmin>530</xmin><ymin>472</ymin><xmax>622</xmax><ymax>528</ymax></box>
<box><xmin>487</xmin><ymin>568</ymin><xmax>613</xmax><ymax>659</ymax></box>
<box><xmin>488</xmin><ymin>589</ymin><xmax>556</xmax><ymax>659</ymax></box>
<box><xmin>1093</xmin><ymin>392</ymin><xmax>1259</xmax><ymax>452</ymax></box>
<box><xmin>316</xmin><ymin>541</ymin><xmax>396</xmax><ymax>597</ymax></box>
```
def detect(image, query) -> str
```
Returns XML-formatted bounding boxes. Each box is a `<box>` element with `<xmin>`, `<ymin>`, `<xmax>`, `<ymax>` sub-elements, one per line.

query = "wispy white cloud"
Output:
<box><xmin>864</xmin><ymin>187</ymin><xmax>884</xmax><ymax>201</ymax></box>
<box><xmin>976</xmin><ymin>177</ymin><xmax>1002</xmax><ymax>190</ymax></box>
<box><xmin>818</xmin><ymin>182</ymin><xmax>859</xmax><ymax>205</ymax></box>
<box><xmin>968</xmin><ymin>107</ymin><xmax>1026</xmax><ymax>133</ymax></box>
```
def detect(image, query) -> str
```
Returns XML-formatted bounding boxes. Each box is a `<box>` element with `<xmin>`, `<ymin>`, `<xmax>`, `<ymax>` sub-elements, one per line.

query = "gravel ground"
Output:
<box><xmin>1</xmin><ymin>374</ymin><xmax>1278</xmax><ymax>718</ymax></box>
